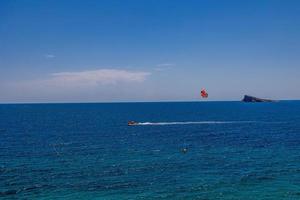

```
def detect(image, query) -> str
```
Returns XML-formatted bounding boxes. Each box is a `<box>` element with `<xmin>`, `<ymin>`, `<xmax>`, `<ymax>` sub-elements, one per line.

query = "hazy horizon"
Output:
<box><xmin>1</xmin><ymin>0</ymin><xmax>300</xmax><ymax>103</ymax></box>
<box><xmin>0</xmin><ymin>98</ymin><xmax>299</xmax><ymax>105</ymax></box>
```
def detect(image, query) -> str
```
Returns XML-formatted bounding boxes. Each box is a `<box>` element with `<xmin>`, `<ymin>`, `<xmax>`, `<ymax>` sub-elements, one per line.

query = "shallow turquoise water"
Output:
<box><xmin>1</xmin><ymin>101</ymin><xmax>300</xmax><ymax>199</ymax></box>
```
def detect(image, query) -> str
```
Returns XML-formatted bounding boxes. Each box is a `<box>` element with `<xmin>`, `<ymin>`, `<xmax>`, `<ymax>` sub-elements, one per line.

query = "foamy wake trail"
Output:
<box><xmin>136</xmin><ymin>121</ymin><xmax>254</xmax><ymax>126</ymax></box>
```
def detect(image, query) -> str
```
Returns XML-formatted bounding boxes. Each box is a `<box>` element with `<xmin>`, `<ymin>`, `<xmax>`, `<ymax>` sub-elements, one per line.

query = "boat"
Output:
<box><xmin>128</xmin><ymin>121</ymin><xmax>138</xmax><ymax>126</ymax></box>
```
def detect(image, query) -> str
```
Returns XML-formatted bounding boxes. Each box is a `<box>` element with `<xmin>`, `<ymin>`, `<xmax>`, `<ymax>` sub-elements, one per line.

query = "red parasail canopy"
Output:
<box><xmin>201</xmin><ymin>89</ymin><xmax>208</xmax><ymax>98</ymax></box>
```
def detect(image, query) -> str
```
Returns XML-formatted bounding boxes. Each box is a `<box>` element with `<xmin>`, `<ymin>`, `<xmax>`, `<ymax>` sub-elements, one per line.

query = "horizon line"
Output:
<box><xmin>0</xmin><ymin>99</ymin><xmax>298</xmax><ymax>105</ymax></box>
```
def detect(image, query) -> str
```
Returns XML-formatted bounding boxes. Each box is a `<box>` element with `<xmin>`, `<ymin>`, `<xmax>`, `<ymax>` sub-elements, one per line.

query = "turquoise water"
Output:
<box><xmin>1</xmin><ymin>101</ymin><xmax>300</xmax><ymax>199</ymax></box>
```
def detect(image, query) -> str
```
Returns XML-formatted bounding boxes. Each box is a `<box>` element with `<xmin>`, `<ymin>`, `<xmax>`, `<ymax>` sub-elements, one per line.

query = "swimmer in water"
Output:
<box><xmin>181</xmin><ymin>148</ymin><xmax>188</xmax><ymax>154</ymax></box>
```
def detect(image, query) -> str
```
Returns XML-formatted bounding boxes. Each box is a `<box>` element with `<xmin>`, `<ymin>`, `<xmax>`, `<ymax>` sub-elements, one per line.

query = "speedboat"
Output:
<box><xmin>128</xmin><ymin>121</ymin><xmax>138</xmax><ymax>126</ymax></box>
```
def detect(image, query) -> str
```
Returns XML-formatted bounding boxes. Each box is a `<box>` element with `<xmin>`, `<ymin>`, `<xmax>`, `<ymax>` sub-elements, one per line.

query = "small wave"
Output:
<box><xmin>151</xmin><ymin>149</ymin><xmax>161</xmax><ymax>152</ymax></box>
<box><xmin>136</xmin><ymin>121</ymin><xmax>254</xmax><ymax>126</ymax></box>
<box><xmin>0</xmin><ymin>190</ymin><xmax>18</xmax><ymax>196</ymax></box>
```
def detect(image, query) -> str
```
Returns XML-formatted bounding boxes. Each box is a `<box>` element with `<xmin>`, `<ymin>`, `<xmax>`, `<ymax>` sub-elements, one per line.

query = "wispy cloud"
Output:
<box><xmin>156</xmin><ymin>63</ymin><xmax>175</xmax><ymax>67</ymax></box>
<box><xmin>50</xmin><ymin>69</ymin><xmax>151</xmax><ymax>86</ymax></box>
<box><xmin>45</xmin><ymin>54</ymin><xmax>55</xmax><ymax>59</ymax></box>
<box><xmin>0</xmin><ymin>69</ymin><xmax>151</xmax><ymax>102</ymax></box>
<box><xmin>155</xmin><ymin>63</ymin><xmax>175</xmax><ymax>71</ymax></box>
<box><xmin>6</xmin><ymin>69</ymin><xmax>151</xmax><ymax>90</ymax></box>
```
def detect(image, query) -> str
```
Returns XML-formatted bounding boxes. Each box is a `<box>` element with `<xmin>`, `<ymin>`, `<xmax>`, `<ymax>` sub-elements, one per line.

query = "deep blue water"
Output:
<box><xmin>1</xmin><ymin>101</ymin><xmax>300</xmax><ymax>199</ymax></box>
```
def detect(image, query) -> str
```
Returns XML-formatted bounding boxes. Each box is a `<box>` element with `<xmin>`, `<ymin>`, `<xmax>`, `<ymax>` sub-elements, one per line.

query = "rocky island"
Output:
<box><xmin>242</xmin><ymin>95</ymin><xmax>275</xmax><ymax>102</ymax></box>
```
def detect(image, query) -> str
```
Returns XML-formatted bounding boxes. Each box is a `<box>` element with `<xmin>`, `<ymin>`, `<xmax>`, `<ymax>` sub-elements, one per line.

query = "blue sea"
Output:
<box><xmin>1</xmin><ymin>101</ymin><xmax>300</xmax><ymax>199</ymax></box>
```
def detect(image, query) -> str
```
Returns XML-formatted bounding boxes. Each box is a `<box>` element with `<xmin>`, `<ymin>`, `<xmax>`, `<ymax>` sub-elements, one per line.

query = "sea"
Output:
<box><xmin>1</xmin><ymin>101</ymin><xmax>300</xmax><ymax>200</ymax></box>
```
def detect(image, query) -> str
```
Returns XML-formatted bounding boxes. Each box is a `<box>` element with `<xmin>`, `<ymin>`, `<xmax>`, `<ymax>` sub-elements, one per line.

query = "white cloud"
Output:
<box><xmin>45</xmin><ymin>54</ymin><xmax>55</xmax><ymax>59</ymax></box>
<box><xmin>6</xmin><ymin>69</ymin><xmax>151</xmax><ymax>90</ymax></box>
<box><xmin>156</xmin><ymin>63</ymin><xmax>175</xmax><ymax>67</ymax></box>
<box><xmin>0</xmin><ymin>69</ymin><xmax>151</xmax><ymax>102</ymax></box>
<box><xmin>155</xmin><ymin>63</ymin><xmax>175</xmax><ymax>71</ymax></box>
<box><xmin>50</xmin><ymin>69</ymin><xmax>151</xmax><ymax>86</ymax></box>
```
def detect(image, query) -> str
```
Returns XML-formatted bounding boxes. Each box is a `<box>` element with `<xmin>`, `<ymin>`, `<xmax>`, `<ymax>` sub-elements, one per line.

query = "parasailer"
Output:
<box><xmin>201</xmin><ymin>89</ymin><xmax>208</xmax><ymax>98</ymax></box>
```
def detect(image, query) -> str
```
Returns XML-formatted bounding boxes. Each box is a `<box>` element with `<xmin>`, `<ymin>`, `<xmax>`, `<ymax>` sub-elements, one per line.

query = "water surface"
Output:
<box><xmin>1</xmin><ymin>101</ymin><xmax>300</xmax><ymax>199</ymax></box>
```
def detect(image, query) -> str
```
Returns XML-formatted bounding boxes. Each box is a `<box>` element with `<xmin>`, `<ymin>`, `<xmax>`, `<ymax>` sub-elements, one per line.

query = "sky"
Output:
<box><xmin>0</xmin><ymin>0</ymin><xmax>300</xmax><ymax>103</ymax></box>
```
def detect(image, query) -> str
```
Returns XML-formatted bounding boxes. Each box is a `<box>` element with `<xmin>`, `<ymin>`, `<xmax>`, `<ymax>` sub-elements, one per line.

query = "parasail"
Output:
<box><xmin>201</xmin><ymin>89</ymin><xmax>208</xmax><ymax>98</ymax></box>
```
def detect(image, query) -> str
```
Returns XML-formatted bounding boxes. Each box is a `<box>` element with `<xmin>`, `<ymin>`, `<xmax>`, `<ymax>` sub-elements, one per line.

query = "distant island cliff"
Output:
<box><xmin>242</xmin><ymin>95</ymin><xmax>275</xmax><ymax>102</ymax></box>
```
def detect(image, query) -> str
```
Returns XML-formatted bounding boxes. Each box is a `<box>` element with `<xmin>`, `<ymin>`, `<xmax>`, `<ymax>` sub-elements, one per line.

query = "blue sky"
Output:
<box><xmin>0</xmin><ymin>0</ymin><xmax>300</xmax><ymax>102</ymax></box>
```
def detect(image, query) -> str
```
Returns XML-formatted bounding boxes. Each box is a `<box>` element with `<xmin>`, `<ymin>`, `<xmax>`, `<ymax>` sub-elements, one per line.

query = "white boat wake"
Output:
<box><xmin>135</xmin><ymin>121</ymin><xmax>255</xmax><ymax>126</ymax></box>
